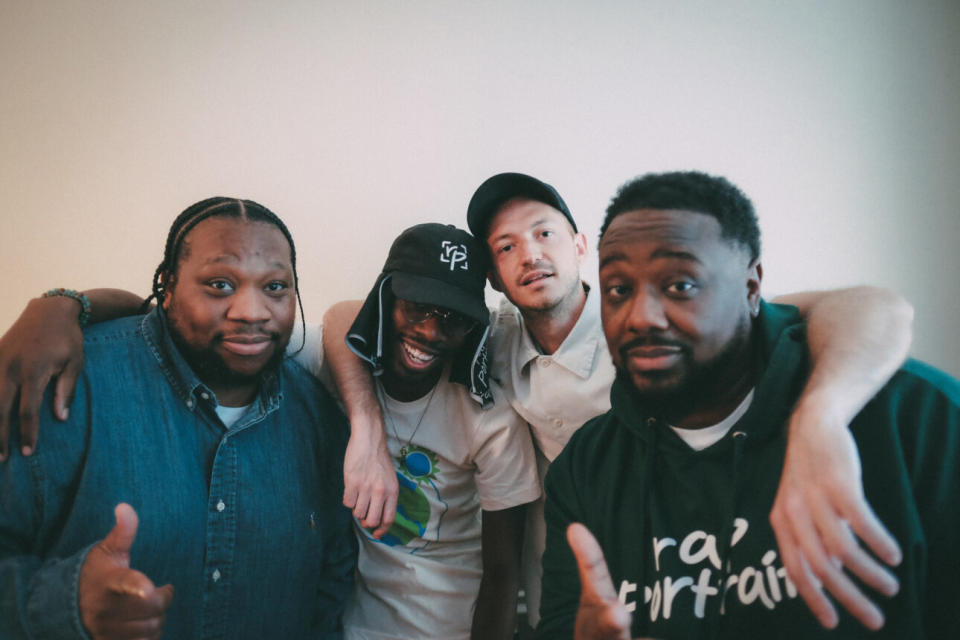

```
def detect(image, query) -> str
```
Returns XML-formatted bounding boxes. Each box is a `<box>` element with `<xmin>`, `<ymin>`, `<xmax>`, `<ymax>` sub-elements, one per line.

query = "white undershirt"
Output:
<box><xmin>215</xmin><ymin>403</ymin><xmax>252</xmax><ymax>429</ymax></box>
<box><xmin>669</xmin><ymin>389</ymin><xmax>755</xmax><ymax>451</ymax></box>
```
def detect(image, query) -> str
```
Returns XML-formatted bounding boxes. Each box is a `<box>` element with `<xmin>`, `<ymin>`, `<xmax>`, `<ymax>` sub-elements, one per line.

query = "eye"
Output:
<box><xmin>265</xmin><ymin>281</ymin><xmax>289</xmax><ymax>293</ymax></box>
<box><xmin>496</xmin><ymin>243</ymin><xmax>513</xmax><ymax>255</ymax></box>
<box><xmin>540</xmin><ymin>229</ymin><xmax>554</xmax><ymax>239</ymax></box>
<box><xmin>665</xmin><ymin>280</ymin><xmax>698</xmax><ymax>298</ymax></box>
<box><xmin>208</xmin><ymin>280</ymin><xmax>234</xmax><ymax>293</ymax></box>
<box><xmin>602</xmin><ymin>283</ymin><xmax>632</xmax><ymax>305</ymax></box>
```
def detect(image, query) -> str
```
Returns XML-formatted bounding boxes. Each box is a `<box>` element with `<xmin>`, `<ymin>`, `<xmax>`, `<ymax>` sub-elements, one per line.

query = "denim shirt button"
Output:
<box><xmin>201</xmin><ymin>392</ymin><xmax>210</xmax><ymax>400</ymax></box>
<box><xmin>216</xmin><ymin>500</ymin><xmax>225</xmax><ymax>512</ymax></box>
<box><xmin>212</xmin><ymin>569</ymin><xmax>221</xmax><ymax>582</ymax></box>
<box><xmin>186</xmin><ymin>398</ymin><xmax>195</xmax><ymax>409</ymax></box>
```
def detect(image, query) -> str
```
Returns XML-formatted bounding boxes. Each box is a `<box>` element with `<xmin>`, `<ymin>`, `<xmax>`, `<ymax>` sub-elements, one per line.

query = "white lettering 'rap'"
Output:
<box><xmin>440</xmin><ymin>240</ymin><xmax>468</xmax><ymax>271</ymax></box>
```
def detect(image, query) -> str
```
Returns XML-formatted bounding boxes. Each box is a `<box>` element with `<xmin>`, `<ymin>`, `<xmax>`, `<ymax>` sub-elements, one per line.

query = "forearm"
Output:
<box><xmin>471</xmin><ymin>506</ymin><xmax>525</xmax><ymax>640</ymax></box>
<box><xmin>83</xmin><ymin>288</ymin><xmax>147</xmax><ymax>324</ymax></box>
<box><xmin>321</xmin><ymin>300</ymin><xmax>386</xmax><ymax>439</ymax></box>
<box><xmin>1</xmin><ymin>452</ymin><xmax>91</xmax><ymax>639</ymax></box>
<box><xmin>775</xmin><ymin>286</ymin><xmax>913</xmax><ymax>423</ymax></box>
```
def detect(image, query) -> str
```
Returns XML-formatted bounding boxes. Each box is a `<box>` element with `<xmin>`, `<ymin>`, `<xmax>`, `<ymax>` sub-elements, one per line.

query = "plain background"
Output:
<box><xmin>1</xmin><ymin>1</ymin><xmax>957</xmax><ymax>377</ymax></box>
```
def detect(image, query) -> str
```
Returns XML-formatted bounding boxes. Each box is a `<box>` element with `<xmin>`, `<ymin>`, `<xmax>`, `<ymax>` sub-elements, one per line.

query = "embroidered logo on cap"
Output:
<box><xmin>440</xmin><ymin>240</ymin><xmax>468</xmax><ymax>271</ymax></box>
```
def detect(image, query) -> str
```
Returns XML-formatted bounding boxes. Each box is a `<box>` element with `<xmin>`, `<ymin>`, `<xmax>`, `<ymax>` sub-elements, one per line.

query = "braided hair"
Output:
<box><xmin>144</xmin><ymin>196</ymin><xmax>306</xmax><ymax>352</ymax></box>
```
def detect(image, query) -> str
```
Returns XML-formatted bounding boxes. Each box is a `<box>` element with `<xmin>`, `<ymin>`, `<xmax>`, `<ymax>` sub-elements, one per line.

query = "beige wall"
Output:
<box><xmin>1</xmin><ymin>0</ymin><xmax>958</xmax><ymax>376</ymax></box>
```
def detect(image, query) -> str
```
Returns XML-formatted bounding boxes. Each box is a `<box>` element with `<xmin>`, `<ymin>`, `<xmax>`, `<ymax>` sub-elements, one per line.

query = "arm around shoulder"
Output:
<box><xmin>321</xmin><ymin>300</ymin><xmax>397</xmax><ymax>538</ymax></box>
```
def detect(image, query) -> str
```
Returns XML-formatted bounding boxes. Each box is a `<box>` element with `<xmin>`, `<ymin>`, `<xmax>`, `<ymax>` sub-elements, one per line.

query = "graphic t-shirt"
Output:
<box><xmin>343</xmin><ymin>378</ymin><xmax>541</xmax><ymax>640</ymax></box>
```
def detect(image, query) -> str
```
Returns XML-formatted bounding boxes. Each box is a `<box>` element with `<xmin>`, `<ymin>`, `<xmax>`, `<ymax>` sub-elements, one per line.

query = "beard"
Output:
<box><xmin>617</xmin><ymin>318</ymin><xmax>755</xmax><ymax>423</ymax></box>
<box><xmin>166</xmin><ymin>319</ymin><xmax>288</xmax><ymax>393</ymax></box>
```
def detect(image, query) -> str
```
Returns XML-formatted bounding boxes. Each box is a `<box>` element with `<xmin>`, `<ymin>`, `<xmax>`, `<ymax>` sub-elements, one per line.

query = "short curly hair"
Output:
<box><xmin>600</xmin><ymin>171</ymin><xmax>761</xmax><ymax>262</ymax></box>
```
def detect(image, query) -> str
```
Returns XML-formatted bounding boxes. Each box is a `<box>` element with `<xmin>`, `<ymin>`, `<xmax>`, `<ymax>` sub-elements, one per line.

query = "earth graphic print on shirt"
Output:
<box><xmin>370</xmin><ymin>445</ymin><xmax>448</xmax><ymax>552</ymax></box>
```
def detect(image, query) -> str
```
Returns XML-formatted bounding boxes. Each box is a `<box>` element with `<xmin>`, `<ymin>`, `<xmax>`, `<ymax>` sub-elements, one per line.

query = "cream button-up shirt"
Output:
<box><xmin>489</xmin><ymin>285</ymin><xmax>615</xmax><ymax>462</ymax></box>
<box><xmin>488</xmin><ymin>284</ymin><xmax>616</xmax><ymax>627</ymax></box>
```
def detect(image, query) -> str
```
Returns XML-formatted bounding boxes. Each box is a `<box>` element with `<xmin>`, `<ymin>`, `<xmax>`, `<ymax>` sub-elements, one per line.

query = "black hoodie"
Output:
<box><xmin>537</xmin><ymin>302</ymin><xmax>960</xmax><ymax>639</ymax></box>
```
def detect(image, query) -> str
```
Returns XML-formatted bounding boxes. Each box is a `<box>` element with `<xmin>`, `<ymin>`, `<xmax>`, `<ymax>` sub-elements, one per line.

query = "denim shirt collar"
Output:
<box><xmin>139</xmin><ymin>308</ymin><xmax>282</xmax><ymax>419</ymax></box>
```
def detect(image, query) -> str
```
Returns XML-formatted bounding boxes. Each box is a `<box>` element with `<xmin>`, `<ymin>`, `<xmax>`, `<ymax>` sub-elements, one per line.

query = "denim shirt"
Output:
<box><xmin>0</xmin><ymin>310</ymin><xmax>356</xmax><ymax>639</ymax></box>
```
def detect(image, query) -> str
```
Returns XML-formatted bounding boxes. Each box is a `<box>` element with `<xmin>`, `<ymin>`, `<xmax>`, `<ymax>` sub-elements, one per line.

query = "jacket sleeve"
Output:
<box><xmin>901</xmin><ymin>364</ymin><xmax>960</xmax><ymax>636</ymax></box>
<box><xmin>535</xmin><ymin>445</ymin><xmax>585</xmax><ymax>639</ymax></box>
<box><xmin>314</xmin><ymin>506</ymin><xmax>357</xmax><ymax>638</ymax></box>
<box><xmin>0</xmin><ymin>451</ymin><xmax>92</xmax><ymax>639</ymax></box>
<box><xmin>0</xmin><ymin>381</ymin><xmax>93</xmax><ymax>640</ymax></box>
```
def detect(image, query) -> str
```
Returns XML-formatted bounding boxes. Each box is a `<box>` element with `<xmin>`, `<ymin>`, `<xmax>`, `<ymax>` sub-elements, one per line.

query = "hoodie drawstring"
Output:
<box><xmin>705</xmin><ymin>429</ymin><xmax>749</xmax><ymax>640</ymax></box>
<box><xmin>636</xmin><ymin>419</ymin><xmax>659</xmax><ymax>637</ymax></box>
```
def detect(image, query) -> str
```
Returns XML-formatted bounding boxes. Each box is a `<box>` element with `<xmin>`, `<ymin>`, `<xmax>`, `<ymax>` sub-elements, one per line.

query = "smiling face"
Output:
<box><xmin>598</xmin><ymin>209</ymin><xmax>761</xmax><ymax>426</ymax></box>
<box><xmin>162</xmin><ymin>216</ymin><xmax>296</xmax><ymax>406</ymax></box>
<box><xmin>382</xmin><ymin>298</ymin><xmax>470</xmax><ymax>401</ymax></box>
<box><xmin>485</xmin><ymin>197</ymin><xmax>587</xmax><ymax>316</ymax></box>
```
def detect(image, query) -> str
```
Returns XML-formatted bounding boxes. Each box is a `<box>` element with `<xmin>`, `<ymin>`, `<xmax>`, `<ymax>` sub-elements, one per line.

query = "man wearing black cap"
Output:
<box><xmin>329</xmin><ymin>223</ymin><xmax>541</xmax><ymax>639</ymax></box>
<box><xmin>464</xmin><ymin>172</ymin><xmax>913</xmax><ymax>634</ymax></box>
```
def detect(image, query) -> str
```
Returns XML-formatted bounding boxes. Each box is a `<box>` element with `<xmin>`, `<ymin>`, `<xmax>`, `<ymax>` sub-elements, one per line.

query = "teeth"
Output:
<box><xmin>403</xmin><ymin>341</ymin><xmax>436</xmax><ymax>363</ymax></box>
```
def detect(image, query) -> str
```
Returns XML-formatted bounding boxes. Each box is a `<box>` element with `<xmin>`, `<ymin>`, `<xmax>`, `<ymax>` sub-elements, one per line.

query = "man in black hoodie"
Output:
<box><xmin>537</xmin><ymin>171</ymin><xmax>960</xmax><ymax>639</ymax></box>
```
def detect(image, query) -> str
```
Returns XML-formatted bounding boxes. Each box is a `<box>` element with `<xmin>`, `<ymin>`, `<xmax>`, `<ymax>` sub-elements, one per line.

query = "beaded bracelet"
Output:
<box><xmin>42</xmin><ymin>288</ymin><xmax>92</xmax><ymax>327</ymax></box>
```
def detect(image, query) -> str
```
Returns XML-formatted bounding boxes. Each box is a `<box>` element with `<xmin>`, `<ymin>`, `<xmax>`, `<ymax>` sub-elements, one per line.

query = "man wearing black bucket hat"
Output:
<box><xmin>332</xmin><ymin>223</ymin><xmax>540</xmax><ymax>639</ymax></box>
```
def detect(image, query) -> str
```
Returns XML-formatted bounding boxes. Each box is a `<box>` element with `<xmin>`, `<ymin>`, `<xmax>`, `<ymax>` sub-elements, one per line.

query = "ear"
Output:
<box><xmin>487</xmin><ymin>269</ymin><xmax>504</xmax><ymax>293</ymax></box>
<box><xmin>160</xmin><ymin>271</ymin><xmax>175</xmax><ymax>310</ymax></box>
<box><xmin>572</xmin><ymin>230</ymin><xmax>588</xmax><ymax>265</ymax></box>
<box><xmin>747</xmin><ymin>260</ymin><xmax>762</xmax><ymax>316</ymax></box>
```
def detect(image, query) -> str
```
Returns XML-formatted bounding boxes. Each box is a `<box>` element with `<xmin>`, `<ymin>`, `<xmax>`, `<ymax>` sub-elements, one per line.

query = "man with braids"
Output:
<box><xmin>537</xmin><ymin>171</ymin><xmax>960</xmax><ymax>639</ymax></box>
<box><xmin>0</xmin><ymin>198</ymin><xmax>356</xmax><ymax>639</ymax></box>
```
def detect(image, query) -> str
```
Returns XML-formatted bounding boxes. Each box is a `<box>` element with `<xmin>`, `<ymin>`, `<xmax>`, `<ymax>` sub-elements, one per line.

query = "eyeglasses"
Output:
<box><xmin>396</xmin><ymin>299</ymin><xmax>478</xmax><ymax>337</ymax></box>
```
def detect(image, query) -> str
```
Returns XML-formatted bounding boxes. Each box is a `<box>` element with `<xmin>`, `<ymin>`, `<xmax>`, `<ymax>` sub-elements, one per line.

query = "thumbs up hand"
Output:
<box><xmin>78</xmin><ymin>504</ymin><xmax>174</xmax><ymax>640</ymax></box>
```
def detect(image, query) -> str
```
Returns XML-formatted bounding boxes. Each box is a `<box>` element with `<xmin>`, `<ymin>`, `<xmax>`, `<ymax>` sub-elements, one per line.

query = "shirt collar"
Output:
<box><xmin>140</xmin><ymin>308</ymin><xmax>282</xmax><ymax>414</ymax></box>
<box><xmin>517</xmin><ymin>283</ymin><xmax>605</xmax><ymax>380</ymax></box>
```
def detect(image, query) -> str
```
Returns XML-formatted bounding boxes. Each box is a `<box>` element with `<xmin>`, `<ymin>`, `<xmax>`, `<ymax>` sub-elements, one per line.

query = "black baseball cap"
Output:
<box><xmin>383</xmin><ymin>223</ymin><xmax>489</xmax><ymax>324</ymax></box>
<box><xmin>466</xmin><ymin>172</ymin><xmax>577</xmax><ymax>240</ymax></box>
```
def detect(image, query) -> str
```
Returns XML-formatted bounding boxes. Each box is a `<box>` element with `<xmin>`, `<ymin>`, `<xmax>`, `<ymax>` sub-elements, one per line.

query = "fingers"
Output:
<box><xmin>805</xmin><ymin>498</ymin><xmax>888</xmax><ymax>630</ymax></box>
<box><xmin>351</xmin><ymin>492</ymin><xmax>372</xmax><ymax>523</ymax></box>
<box><xmin>819</xmin><ymin>506</ymin><xmax>898</xmax><ymax>598</ymax></box>
<box><xmin>568</xmin><ymin>523</ymin><xmax>632</xmax><ymax>640</ymax></box>
<box><xmin>99</xmin><ymin>574</ymin><xmax>173</xmax><ymax>638</ymax></box>
<box><xmin>771</xmin><ymin>507</ymin><xmax>839</xmax><ymax>629</ymax></box>
<box><xmin>568</xmin><ymin>523</ymin><xmax>618</xmax><ymax>602</ymax></box>
<box><xmin>776</xmin><ymin>495</ymin><xmax>886</xmax><ymax>630</ymax></box>
<box><xmin>54</xmin><ymin>356</ymin><xmax>82</xmax><ymax>421</ymax></box>
<box><xmin>0</xmin><ymin>381</ymin><xmax>14</xmax><ymax>461</ymax></box>
<box><xmin>372</xmin><ymin>489</ymin><xmax>398</xmax><ymax>539</ymax></box>
<box><xmin>16</xmin><ymin>372</ymin><xmax>54</xmax><ymax>456</ymax></box>
<box><xmin>342</xmin><ymin>483</ymin><xmax>359</xmax><ymax>510</ymax></box>
<box><xmin>842</xmin><ymin>494</ymin><xmax>902</xmax><ymax>568</ymax></box>
<box><xmin>102</xmin><ymin>503</ymin><xmax>140</xmax><ymax>559</ymax></box>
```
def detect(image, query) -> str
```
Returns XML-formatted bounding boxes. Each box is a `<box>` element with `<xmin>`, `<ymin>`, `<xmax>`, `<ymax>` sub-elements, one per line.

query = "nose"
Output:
<box><xmin>516</xmin><ymin>237</ymin><xmax>543</xmax><ymax>266</ymax></box>
<box><xmin>412</xmin><ymin>316</ymin><xmax>451</xmax><ymax>342</ymax></box>
<box><xmin>625</xmin><ymin>288</ymin><xmax>669</xmax><ymax>332</ymax></box>
<box><xmin>227</xmin><ymin>286</ymin><xmax>271</xmax><ymax>323</ymax></box>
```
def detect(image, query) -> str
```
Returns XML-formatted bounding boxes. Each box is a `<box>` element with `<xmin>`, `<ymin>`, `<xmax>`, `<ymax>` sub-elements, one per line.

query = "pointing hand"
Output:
<box><xmin>568</xmin><ymin>523</ymin><xmax>632</xmax><ymax>640</ymax></box>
